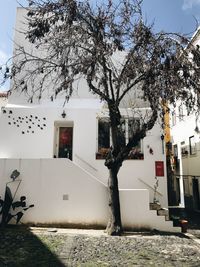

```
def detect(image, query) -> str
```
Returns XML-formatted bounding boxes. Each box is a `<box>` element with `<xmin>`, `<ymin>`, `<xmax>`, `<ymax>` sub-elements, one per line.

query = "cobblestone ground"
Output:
<box><xmin>188</xmin><ymin>229</ymin><xmax>200</xmax><ymax>239</ymax></box>
<box><xmin>0</xmin><ymin>228</ymin><xmax>200</xmax><ymax>266</ymax></box>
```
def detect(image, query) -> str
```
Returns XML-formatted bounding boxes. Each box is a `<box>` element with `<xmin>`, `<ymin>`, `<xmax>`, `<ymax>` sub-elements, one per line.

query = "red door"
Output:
<box><xmin>58</xmin><ymin>127</ymin><xmax>73</xmax><ymax>160</ymax></box>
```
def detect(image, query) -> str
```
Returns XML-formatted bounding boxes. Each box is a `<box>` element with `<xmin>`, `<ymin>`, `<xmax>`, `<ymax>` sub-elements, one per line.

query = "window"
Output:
<box><xmin>97</xmin><ymin>118</ymin><xmax>110</xmax><ymax>159</ymax></box>
<box><xmin>181</xmin><ymin>141</ymin><xmax>188</xmax><ymax>157</ymax></box>
<box><xmin>172</xmin><ymin>144</ymin><xmax>179</xmax><ymax>173</ymax></box>
<box><xmin>186</xmin><ymin>105</ymin><xmax>192</xmax><ymax>116</ymax></box>
<box><xmin>178</xmin><ymin>105</ymin><xmax>184</xmax><ymax>121</ymax></box>
<box><xmin>171</xmin><ymin>111</ymin><xmax>176</xmax><ymax>126</ymax></box>
<box><xmin>189</xmin><ymin>136</ymin><xmax>196</xmax><ymax>155</ymax></box>
<box><xmin>183</xmin><ymin>177</ymin><xmax>190</xmax><ymax>196</ymax></box>
<box><xmin>127</xmin><ymin>118</ymin><xmax>143</xmax><ymax>159</ymax></box>
<box><xmin>173</xmin><ymin>144</ymin><xmax>178</xmax><ymax>157</ymax></box>
<box><xmin>96</xmin><ymin>118</ymin><xmax>143</xmax><ymax>160</ymax></box>
<box><xmin>128</xmin><ymin>118</ymin><xmax>140</xmax><ymax>142</ymax></box>
<box><xmin>119</xmin><ymin>118</ymin><xmax>126</xmax><ymax>147</ymax></box>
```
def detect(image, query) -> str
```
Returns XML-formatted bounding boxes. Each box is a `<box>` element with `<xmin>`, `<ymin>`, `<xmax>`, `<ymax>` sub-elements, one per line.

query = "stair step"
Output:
<box><xmin>157</xmin><ymin>208</ymin><xmax>169</xmax><ymax>217</ymax></box>
<box><xmin>149</xmin><ymin>204</ymin><xmax>181</xmax><ymax>232</ymax></box>
<box><xmin>150</xmin><ymin>202</ymin><xmax>161</xmax><ymax>210</ymax></box>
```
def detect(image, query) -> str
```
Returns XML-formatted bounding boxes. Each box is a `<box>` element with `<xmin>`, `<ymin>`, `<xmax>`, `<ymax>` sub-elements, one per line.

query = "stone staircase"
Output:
<box><xmin>150</xmin><ymin>202</ymin><xmax>182</xmax><ymax>232</ymax></box>
<box><xmin>150</xmin><ymin>202</ymin><xmax>170</xmax><ymax>220</ymax></box>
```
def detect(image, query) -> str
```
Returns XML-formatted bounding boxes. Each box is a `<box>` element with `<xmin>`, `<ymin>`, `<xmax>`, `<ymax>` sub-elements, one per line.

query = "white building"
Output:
<box><xmin>170</xmin><ymin>29</ymin><xmax>200</xmax><ymax>211</ymax></box>
<box><xmin>0</xmin><ymin>7</ymin><xmax>180</xmax><ymax>232</ymax></box>
<box><xmin>171</xmin><ymin>102</ymin><xmax>200</xmax><ymax>211</ymax></box>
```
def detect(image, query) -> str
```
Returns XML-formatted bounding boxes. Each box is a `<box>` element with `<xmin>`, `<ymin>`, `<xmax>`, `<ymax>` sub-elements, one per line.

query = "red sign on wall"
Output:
<box><xmin>155</xmin><ymin>161</ymin><xmax>164</xmax><ymax>177</ymax></box>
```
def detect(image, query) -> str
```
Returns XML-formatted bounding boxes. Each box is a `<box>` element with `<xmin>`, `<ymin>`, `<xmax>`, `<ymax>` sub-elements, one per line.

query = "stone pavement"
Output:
<box><xmin>1</xmin><ymin>227</ymin><xmax>200</xmax><ymax>266</ymax></box>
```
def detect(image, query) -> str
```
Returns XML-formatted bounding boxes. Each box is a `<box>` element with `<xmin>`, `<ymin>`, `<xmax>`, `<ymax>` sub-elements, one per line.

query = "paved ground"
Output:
<box><xmin>0</xmin><ymin>227</ymin><xmax>200</xmax><ymax>267</ymax></box>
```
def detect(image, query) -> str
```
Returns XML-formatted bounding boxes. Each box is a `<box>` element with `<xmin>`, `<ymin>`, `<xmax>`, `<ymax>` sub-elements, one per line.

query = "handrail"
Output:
<box><xmin>138</xmin><ymin>178</ymin><xmax>163</xmax><ymax>197</ymax></box>
<box><xmin>174</xmin><ymin>174</ymin><xmax>200</xmax><ymax>179</ymax></box>
<box><xmin>70</xmin><ymin>159</ymin><xmax>106</xmax><ymax>187</ymax></box>
<box><xmin>75</xmin><ymin>154</ymin><xmax>98</xmax><ymax>172</ymax></box>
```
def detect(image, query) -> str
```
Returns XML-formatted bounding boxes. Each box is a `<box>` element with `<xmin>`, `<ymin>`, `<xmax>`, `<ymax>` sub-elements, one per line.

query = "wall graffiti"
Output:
<box><xmin>0</xmin><ymin>170</ymin><xmax>34</xmax><ymax>227</ymax></box>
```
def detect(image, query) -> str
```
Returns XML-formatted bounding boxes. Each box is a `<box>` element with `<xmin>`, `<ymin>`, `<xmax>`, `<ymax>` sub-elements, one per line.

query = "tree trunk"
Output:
<box><xmin>106</xmin><ymin>167</ymin><xmax>123</xmax><ymax>235</ymax></box>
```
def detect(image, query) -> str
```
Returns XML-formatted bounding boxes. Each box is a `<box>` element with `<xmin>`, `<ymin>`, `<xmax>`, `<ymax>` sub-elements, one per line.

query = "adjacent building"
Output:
<box><xmin>170</xmin><ymin>28</ymin><xmax>200</xmax><ymax>211</ymax></box>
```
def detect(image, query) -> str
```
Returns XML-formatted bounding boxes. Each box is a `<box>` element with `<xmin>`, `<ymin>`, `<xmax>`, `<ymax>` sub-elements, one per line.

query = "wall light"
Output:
<box><xmin>161</xmin><ymin>134</ymin><xmax>164</xmax><ymax>154</ymax></box>
<box><xmin>61</xmin><ymin>110</ymin><xmax>66</xmax><ymax>119</ymax></box>
<box><xmin>10</xmin><ymin>169</ymin><xmax>20</xmax><ymax>181</ymax></box>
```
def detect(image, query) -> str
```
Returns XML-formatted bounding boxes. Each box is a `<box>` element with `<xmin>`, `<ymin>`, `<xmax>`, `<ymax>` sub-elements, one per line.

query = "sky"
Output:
<box><xmin>1</xmin><ymin>0</ymin><xmax>200</xmax><ymax>91</ymax></box>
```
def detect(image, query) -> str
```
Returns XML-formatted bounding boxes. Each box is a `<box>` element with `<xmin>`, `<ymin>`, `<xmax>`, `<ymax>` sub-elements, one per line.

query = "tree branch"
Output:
<box><xmin>118</xmin><ymin>73</ymin><xmax>146</xmax><ymax>103</ymax></box>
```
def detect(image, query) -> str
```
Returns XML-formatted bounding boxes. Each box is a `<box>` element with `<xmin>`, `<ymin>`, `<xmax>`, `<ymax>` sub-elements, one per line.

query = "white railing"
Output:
<box><xmin>75</xmin><ymin>154</ymin><xmax>98</xmax><ymax>172</ymax></box>
<box><xmin>138</xmin><ymin>178</ymin><xmax>163</xmax><ymax>197</ymax></box>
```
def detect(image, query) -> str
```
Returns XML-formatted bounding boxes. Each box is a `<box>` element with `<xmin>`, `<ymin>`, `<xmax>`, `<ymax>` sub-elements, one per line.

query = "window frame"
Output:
<box><xmin>178</xmin><ymin>105</ymin><xmax>184</xmax><ymax>122</ymax></box>
<box><xmin>171</xmin><ymin>110</ymin><xmax>176</xmax><ymax>126</ymax></box>
<box><xmin>189</xmin><ymin>135</ymin><xmax>196</xmax><ymax>155</ymax></box>
<box><xmin>181</xmin><ymin>141</ymin><xmax>188</xmax><ymax>157</ymax></box>
<box><xmin>96</xmin><ymin>117</ymin><xmax>144</xmax><ymax>160</ymax></box>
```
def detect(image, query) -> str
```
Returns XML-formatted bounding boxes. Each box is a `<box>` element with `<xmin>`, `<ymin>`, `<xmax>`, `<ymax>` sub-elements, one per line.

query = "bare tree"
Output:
<box><xmin>1</xmin><ymin>0</ymin><xmax>200</xmax><ymax>235</ymax></box>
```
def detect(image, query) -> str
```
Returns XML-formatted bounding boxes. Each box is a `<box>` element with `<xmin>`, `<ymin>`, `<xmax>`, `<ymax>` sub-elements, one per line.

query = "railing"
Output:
<box><xmin>75</xmin><ymin>154</ymin><xmax>98</xmax><ymax>172</ymax></box>
<box><xmin>138</xmin><ymin>178</ymin><xmax>163</xmax><ymax>197</ymax></box>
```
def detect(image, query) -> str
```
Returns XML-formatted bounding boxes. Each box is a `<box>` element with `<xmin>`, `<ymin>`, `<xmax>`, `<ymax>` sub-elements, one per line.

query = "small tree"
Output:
<box><xmin>2</xmin><ymin>0</ymin><xmax>200</xmax><ymax>235</ymax></box>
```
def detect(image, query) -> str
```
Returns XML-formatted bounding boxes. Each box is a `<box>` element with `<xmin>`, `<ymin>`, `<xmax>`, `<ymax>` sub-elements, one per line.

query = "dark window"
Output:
<box><xmin>128</xmin><ymin>118</ymin><xmax>140</xmax><ymax>142</ymax></box>
<box><xmin>119</xmin><ymin>118</ymin><xmax>126</xmax><ymax>147</ymax></box>
<box><xmin>97</xmin><ymin>119</ymin><xmax>110</xmax><ymax>159</ymax></box>
<box><xmin>173</xmin><ymin>144</ymin><xmax>178</xmax><ymax>157</ymax></box>
<box><xmin>96</xmin><ymin>118</ymin><xmax>143</xmax><ymax>160</ymax></box>
<box><xmin>189</xmin><ymin>136</ymin><xmax>196</xmax><ymax>155</ymax></box>
<box><xmin>127</xmin><ymin>118</ymin><xmax>143</xmax><ymax>159</ymax></box>
<box><xmin>178</xmin><ymin>105</ymin><xmax>184</xmax><ymax>121</ymax></box>
<box><xmin>181</xmin><ymin>141</ymin><xmax>188</xmax><ymax>157</ymax></box>
<box><xmin>172</xmin><ymin>111</ymin><xmax>176</xmax><ymax>126</ymax></box>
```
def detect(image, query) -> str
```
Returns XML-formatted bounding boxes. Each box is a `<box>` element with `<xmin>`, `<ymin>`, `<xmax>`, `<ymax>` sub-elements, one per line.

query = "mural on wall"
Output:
<box><xmin>0</xmin><ymin>170</ymin><xmax>34</xmax><ymax>227</ymax></box>
<box><xmin>1</xmin><ymin>108</ymin><xmax>47</xmax><ymax>134</ymax></box>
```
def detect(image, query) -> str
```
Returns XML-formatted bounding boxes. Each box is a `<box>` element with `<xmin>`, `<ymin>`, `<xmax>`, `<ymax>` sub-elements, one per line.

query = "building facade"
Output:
<box><xmin>170</xmin><ymin>29</ymin><xmax>200</xmax><ymax>211</ymax></box>
<box><xmin>0</xmin><ymin>7</ymin><xmax>179</xmax><ymax>231</ymax></box>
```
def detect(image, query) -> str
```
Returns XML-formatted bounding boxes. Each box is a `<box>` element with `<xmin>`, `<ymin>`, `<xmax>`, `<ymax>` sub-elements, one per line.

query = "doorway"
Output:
<box><xmin>193</xmin><ymin>178</ymin><xmax>200</xmax><ymax>210</ymax></box>
<box><xmin>54</xmin><ymin>122</ymin><xmax>73</xmax><ymax>160</ymax></box>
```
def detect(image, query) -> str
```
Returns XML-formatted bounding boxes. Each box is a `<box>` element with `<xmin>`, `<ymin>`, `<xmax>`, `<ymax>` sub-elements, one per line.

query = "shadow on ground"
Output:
<box><xmin>0</xmin><ymin>226</ymin><xmax>64</xmax><ymax>267</ymax></box>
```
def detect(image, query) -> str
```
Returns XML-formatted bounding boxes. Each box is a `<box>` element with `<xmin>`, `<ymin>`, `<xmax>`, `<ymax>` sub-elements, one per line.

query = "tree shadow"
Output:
<box><xmin>0</xmin><ymin>226</ymin><xmax>65</xmax><ymax>267</ymax></box>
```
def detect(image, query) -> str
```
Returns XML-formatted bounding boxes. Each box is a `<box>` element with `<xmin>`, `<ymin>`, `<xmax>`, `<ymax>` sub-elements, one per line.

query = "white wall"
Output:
<box><xmin>0</xmin><ymin>158</ymin><xmax>179</xmax><ymax>232</ymax></box>
<box><xmin>0</xmin><ymin>102</ymin><xmax>168</xmax><ymax>207</ymax></box>
<box><xmin>120</xmin><ymin>189</ymin><xmax>178</xmax><ymax>232</ymax></box>
<box><xmin>1</xmin><ymin>7</ymin><xmax>170</xmax><ymax>210</ymax></box>
<box><xmin>9</xmin><ymin>8</ymin><xmax>98</xmax><ymax>105</ymax></box>
<box><xmin>10</xmin><ymin>8</ymin><xmax>148</xmax><ymax>109</ymax></box>
<box><xmin>171</xmin><ymin>107</ymin><xmax>200</xmax><ymax>176</ymax></box>
<box><xmin>0</xmin><ymin>158</ymin><xmax>107</xmax><ymax>226</ymax></box>
<box><xmin>170</xmin><ymin>102</ymin><xmax>200</xmax><ymax>207</ymax></box>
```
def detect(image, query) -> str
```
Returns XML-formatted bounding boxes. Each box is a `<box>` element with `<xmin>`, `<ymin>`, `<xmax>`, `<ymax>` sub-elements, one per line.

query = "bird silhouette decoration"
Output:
<box><xmin>2</xmin><ymin>109</ymin><xmax>47</xmax><ymax>135</ymax></box>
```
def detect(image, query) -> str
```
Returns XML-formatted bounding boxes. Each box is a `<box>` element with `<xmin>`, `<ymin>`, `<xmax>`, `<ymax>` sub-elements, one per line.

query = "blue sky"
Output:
<box><xmin>1</xmin><ymin>0</ymin><xmax>200</xmax><ymax>90</ymax></box>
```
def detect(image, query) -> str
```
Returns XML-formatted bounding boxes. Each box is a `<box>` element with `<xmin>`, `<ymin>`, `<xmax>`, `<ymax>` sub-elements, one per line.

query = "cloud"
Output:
<box><xmin>182</xmin><ymin>0</ymin><xmax>200</xmax><ymax>10</ymax></box>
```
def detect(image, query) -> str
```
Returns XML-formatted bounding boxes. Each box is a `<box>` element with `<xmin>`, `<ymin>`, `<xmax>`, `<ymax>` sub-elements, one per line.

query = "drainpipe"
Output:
<box><xmin>178</xmin><ymin>143</ymin><xmax>185</xmax><ymax>208</ymax></box>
